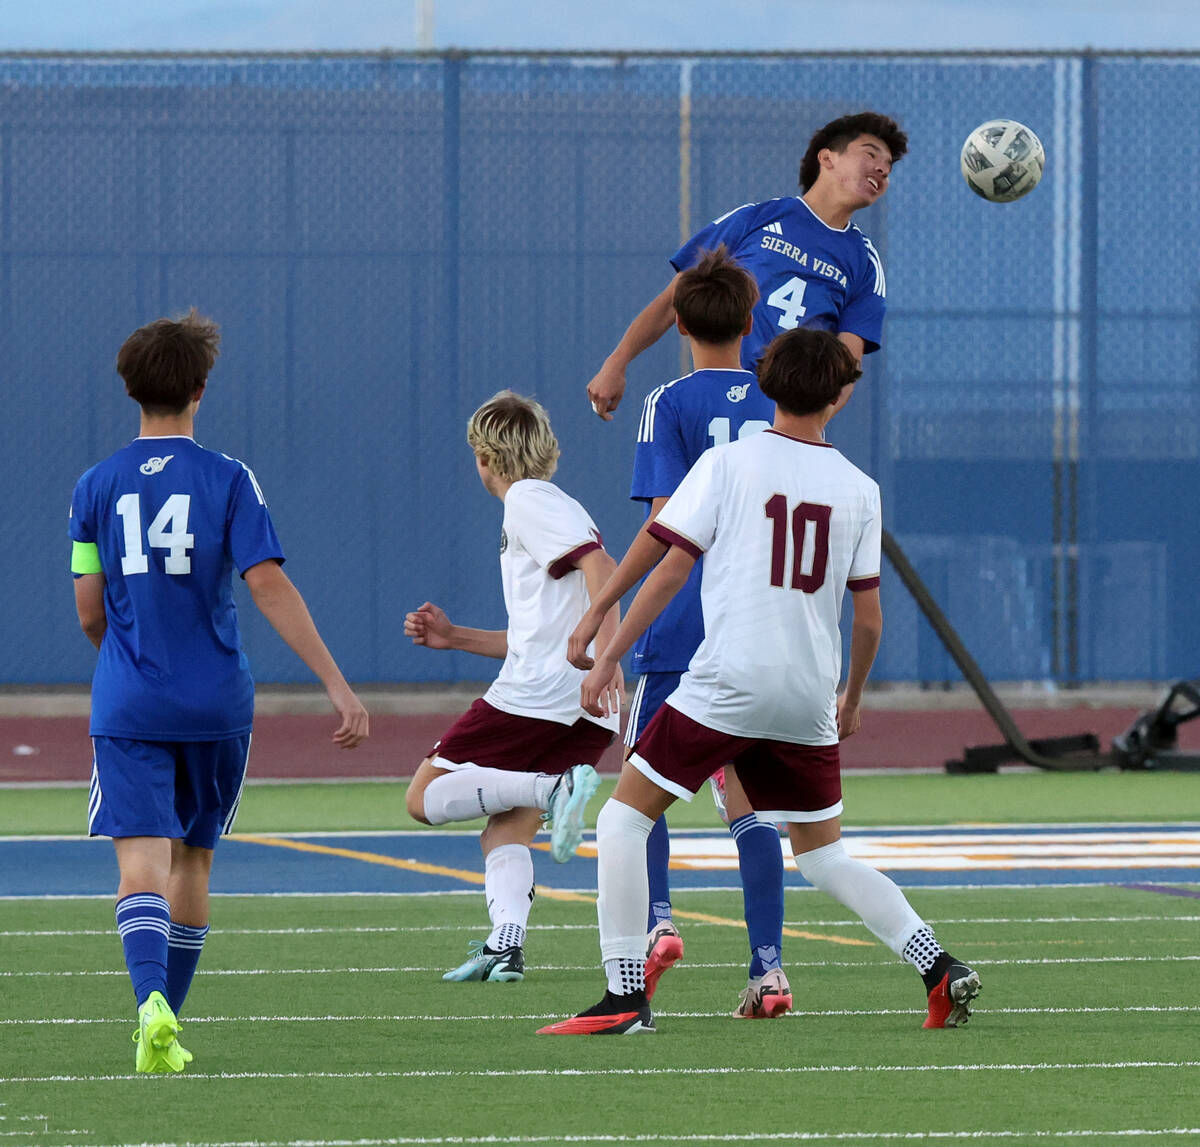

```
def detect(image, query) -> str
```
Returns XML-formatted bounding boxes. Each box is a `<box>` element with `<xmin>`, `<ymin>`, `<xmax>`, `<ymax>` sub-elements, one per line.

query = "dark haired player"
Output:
<box><xmin>573</xmin><ymin>245</ymin><xmax>792</xmax><ymax>1017</ymax></box>
<box><xmin>70</xmin><ymin>309</ymin><xmax>368</xmax><ymax>1072</ymax></box>
<box><xmin>586</xmin><ymin>111</ymin><xmax>906</xmax><ymax>420</ymax></box>
<box><xmin>545</xmin><ymin>328</ymin><xmax>979</xmax><ymax>1035</ymax></box>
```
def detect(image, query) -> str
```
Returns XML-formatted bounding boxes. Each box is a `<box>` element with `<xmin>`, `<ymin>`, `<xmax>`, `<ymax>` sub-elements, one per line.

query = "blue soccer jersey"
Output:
<box><xmin>69</xmin><ymin>436</ymin><xmax>285</xmax><ymax>740</ymax></box>
<box><xmin>630</xmin><ymin>368</ymin><xmax>775</xmax><ymax>673</ymax></box>
<box><xmin>671</xmin><ymin>196</ymin><xmax>887</xmax><ymax>369</ymax></box>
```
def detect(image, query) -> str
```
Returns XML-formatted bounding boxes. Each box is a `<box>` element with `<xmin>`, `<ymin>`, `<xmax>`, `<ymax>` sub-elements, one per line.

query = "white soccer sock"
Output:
<box><xmin>603</xmin><ymin>956</ymin><xmax>645</xmax><ymax>996</ymax></box>
<box><xmin>794</xmin><ymin>839</ymin><xmax>925</xmax><ymax>956</ymax></box>
<box><xmin>420</xmin><ymin>767</ymin><xmax>551</xmax><ymax>825</ymax></box>
<box><xmin>483</xmin><ymin>843</ymin><xmax>535</xmax><ymax>951</ymax></box>
<box><xmin>595</xmin><ymin>798</ymin><xmax>655</xmax><ymax>969</ymax></box>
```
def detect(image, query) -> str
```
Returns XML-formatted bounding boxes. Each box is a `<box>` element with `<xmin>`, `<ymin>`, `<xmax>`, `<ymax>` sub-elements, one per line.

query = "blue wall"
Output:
<box><xmin>4</xmin><ymin>52</ymin><xmax>1196</xmax><ymax>684</ymax></box>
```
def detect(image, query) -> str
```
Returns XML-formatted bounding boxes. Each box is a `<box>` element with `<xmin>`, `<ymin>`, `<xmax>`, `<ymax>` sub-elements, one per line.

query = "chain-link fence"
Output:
<box><xmin>4</xmin><ymin>51</ymin><xmax>1196</xmax><ymax>684</ymax></box>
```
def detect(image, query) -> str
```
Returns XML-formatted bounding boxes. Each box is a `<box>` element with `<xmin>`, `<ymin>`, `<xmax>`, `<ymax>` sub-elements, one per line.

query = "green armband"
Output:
<box><xmin>71</xmin><ymin>541</ymin><xmax>102</xmax><ymax>575</ymax></box>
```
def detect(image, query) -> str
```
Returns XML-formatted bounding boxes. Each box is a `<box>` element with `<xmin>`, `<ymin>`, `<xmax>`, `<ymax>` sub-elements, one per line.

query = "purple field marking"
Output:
<box><xmin>1119</xmin><ymin>883</ymin><xmax>1200</xmax><ymax>899</ymax></box>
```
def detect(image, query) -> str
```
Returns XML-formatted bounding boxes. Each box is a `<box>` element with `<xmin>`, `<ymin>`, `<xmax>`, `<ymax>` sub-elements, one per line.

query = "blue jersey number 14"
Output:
<box><xmin>115</xmin><ymin>493</ymin><xmax>194</xmax><ymax>576</ymax></box>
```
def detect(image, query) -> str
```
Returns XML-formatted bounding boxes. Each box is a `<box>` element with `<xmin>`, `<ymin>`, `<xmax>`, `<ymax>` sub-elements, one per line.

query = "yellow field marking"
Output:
<box><xmin>237</xmin><ymin>834</ymin><xmax>871</xmax><ymax>946</ymax></box>
<box><xmin>234</xmin><ymin>835</ymin><xmax>488</xmax><ymax>884</ymax></box>
<box><xmin>668</xmin><ymin>908</ymin><xmax>872</xmax><ymax>947</ymax></box>
<box><xmin>236</xmin><ymin>835</ymin><xmax>591</xmax><ymax>905</ymax></box>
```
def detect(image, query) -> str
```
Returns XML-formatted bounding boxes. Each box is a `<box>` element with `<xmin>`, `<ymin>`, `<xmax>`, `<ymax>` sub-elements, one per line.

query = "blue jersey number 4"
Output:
<box><xmin>766</xmin><ymin>276</ymin><xmax>808</xmax><ymax>330</ymax></box>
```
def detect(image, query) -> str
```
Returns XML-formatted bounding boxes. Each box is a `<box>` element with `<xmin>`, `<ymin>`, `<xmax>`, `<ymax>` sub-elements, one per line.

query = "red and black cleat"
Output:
<box><xmin>644</xmin><ymin>922</ymin><xmax>684</xmax><ymax>1002</ymax></box>
<box><xmin>537</xmin><ymin>990</ymin><xmax>655</xmax><ymax>1035</ymax></box>
<box><xmin>923</xmin><ymin>961</ymin><xmax>982</xmax><ymax>1029</ymax></box>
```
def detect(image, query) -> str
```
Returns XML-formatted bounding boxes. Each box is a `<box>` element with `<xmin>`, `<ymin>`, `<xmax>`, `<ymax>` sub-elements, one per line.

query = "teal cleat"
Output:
<box><xmin>443</xmin><ymin>940</ymin><xmax>525</xmax><ymax>982</ymax></box>
<box><xmin>546</xmin><ymin>764</ymin><xmax>601</xmax><ymax>862</ymax></box>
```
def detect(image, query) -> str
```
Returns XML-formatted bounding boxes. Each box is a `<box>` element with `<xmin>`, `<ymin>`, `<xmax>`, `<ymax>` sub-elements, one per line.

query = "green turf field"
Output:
<box><xmin>6</xmin><ymin>769</ymin><xmax>1200</xmax><ymax>836</ymax></box>
<box><xmin>3</xmin><ymin>884</ymin><xmax>1199</xmax><ymax>1146</ymax></box>
<box><xmin>5</xmin><ymin>772</ymin><xmax>1200</xmax><ymax>1146</ymax></box>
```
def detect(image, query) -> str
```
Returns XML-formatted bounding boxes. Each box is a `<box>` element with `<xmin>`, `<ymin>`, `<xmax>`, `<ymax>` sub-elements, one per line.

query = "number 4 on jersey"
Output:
<box><xmin>766</xmin><ymin>276</ymin><xmax>808</xmax><ymax>330</ymax></box>
<box><xmin>116</xmin><ymin>493</ymin><xmax>194</xmax><ymax>575</ymax></box>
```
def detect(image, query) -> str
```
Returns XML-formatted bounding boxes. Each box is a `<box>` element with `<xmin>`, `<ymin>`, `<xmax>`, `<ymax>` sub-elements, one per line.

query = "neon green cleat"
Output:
<box><xmin>132</xmin><ymin>991</ymin><xmax>186</xmax><ymax>1074</ymax></box>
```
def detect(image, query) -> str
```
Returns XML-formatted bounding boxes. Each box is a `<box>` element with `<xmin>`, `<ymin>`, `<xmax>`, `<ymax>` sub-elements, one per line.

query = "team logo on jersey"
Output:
<box><xmin>138</xmin><ymin>455</ymin><xmax>175</xmax><ymax>475</ymax></box>
<box><xmin>499</xmin><ymin>528</ymin><xmax>508</xmax><ymax>554</ymax></box>
<box><xmin>726</xmin><ymin>384</ymin><xmax>751</xmax><ymax>403</ymax></box>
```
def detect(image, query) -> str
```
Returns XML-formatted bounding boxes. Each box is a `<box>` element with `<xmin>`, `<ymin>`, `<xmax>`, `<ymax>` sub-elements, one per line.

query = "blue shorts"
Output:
<box><xmin>624</xmin><ymin>671</ymin><xmax>684</xmax><ymax>749</ymax></box>
<box><xmin>88</xmin><ymin>735</ymin><xmax>252</xmax><ymax>849</ymax></box>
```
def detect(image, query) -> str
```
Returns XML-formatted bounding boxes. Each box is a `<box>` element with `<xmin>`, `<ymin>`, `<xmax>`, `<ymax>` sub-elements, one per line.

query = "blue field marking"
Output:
<box><xmin>4</xmin><ymin>824</ymin><xmax>1200</xmax><ymax>898</ymax></box>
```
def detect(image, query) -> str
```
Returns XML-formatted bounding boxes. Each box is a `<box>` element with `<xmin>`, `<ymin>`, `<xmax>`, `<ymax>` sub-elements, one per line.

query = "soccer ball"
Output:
<box><xmin>960</xmin><ymin>119</ymin><xmax>1045</xmax><ymax>202</ymax></box>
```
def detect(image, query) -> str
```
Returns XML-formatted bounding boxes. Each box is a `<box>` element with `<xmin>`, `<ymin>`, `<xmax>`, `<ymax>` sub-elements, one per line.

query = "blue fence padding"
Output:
<box><xmin>3</xmin><ymin>53</ymin><xmax>1196</xmax><ymax>684</ymax></box>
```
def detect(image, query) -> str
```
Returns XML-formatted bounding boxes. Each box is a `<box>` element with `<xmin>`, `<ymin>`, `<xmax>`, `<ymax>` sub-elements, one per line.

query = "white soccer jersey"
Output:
<box><xmin>648</xmin><ymin>430</ymin><xmax>881</xmax><ymax>745</ymax></box>
<box><xmin>484</xmin><ymin>479</ymin><xmax>619</xmax><ymax>732</ymax></box>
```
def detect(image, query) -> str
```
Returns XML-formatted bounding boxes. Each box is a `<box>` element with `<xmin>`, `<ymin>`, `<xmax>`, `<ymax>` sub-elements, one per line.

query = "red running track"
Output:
<box><xmin>3</xmin><ymin>703</ymin><xmax>1188</xmax><ymax>783</ymax></box>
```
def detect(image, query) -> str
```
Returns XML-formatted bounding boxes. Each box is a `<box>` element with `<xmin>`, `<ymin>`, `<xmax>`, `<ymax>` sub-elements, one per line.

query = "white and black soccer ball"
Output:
<box><xmin>960</xmin><ymin>119</ymin><xmax>1045</xmax><ymax>203</ymax></box>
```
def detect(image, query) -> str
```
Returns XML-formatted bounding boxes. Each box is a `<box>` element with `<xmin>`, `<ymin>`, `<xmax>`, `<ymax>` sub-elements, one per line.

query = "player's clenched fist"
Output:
<box><xmin>404</xmin><ymin>601</ymin><xmax>454</xmax><ymax>649</ymax></box>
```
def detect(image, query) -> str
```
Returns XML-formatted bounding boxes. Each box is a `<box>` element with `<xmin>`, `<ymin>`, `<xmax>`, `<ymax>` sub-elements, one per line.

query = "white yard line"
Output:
<box><xmin>5</xmin><ymin>913</ymin><xmax>1199</xmax><ymax>938</ymax></box>
<box><xmin>5</xmin><ymin>1060</ymin><xmax>1200</xmax><ymax>1087</ymax></box>
<box><xmin>15</xmin><ymin>1131</ymin><xmax>1200</xmax><ymax>1147</ymax></box>
<box><xmin>3</xmin><ymin>1004</ymin><xmax>1200</xmax><ymax>1026</ymax></box>
<box><xmin>3</xmin><ymin>953</ymin><xmax>1200</xmax><ymax>979</ymax></box>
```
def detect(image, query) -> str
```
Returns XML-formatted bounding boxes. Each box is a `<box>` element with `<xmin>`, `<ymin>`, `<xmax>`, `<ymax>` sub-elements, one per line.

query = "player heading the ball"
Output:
<box><xmin>586</xmin><ymin>111</ymin><xmax>907</xmax><ymax>420</ymax></box>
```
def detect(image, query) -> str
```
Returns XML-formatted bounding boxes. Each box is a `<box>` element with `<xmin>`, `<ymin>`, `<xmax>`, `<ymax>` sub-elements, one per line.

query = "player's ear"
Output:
<box><xmin>675</xmin><ymin>315</ymin><xmax>689</xmax><ymax>337</ymax></box>
<box><xmin>742</xmin><ymin>315</ymin><xmax>753</xmax><ymax>337</ymax></box>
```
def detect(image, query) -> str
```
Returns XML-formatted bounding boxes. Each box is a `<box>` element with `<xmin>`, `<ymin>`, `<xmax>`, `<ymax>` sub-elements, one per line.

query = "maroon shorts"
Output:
<box><xmin>429</xmin><ymin>697</ymin><xmax>613</xmax><ymax>775</ymax></box>
<box><xmin>630</xmin><ymin>703</ymin><xmax>842</xmax><ymax>821</ymax></box>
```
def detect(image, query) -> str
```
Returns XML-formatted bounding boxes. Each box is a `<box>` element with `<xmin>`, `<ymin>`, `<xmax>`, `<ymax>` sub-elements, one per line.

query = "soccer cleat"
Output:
<box><xmin>923</xmin><ymin>961</ymin><xmax>982</xmax><ymax>1029</ymax></box>
<box><xmin>732</xmin><ymin>967</ymin><xmax>793</xmax><ymax>1019</ymax></box>
<box><xmin>442</xmin><ymin>940</ymin><xmax>525</xmax><ymax>982</ymax></box>
<box><xmin>536</xmin><ymin>989</ymin><xmax>655</xmax><ymax>1035</ymax></box>
<box><xmin>709</xmin><ymin>766</ymin><xmax>728</xmax><ymax>822</ymax></box>
<box><xmin>131</xmin><ymin>990</ymin><xmax>186</xmax><ymax>1073</ymax></box>
<box><xmin>644</xmin><ymin>920</ymin><xmax>684</xmax><ymax>1001</ymax></box>
<box><xmin>545</xmin><ymin>764</ymin><xmax>601</xmax><ymax>863</ymax></box>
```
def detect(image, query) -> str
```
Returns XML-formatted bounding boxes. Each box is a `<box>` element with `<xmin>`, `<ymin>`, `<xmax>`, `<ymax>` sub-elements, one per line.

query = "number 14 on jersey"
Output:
<box><xmin>116</xmin><ymin>493</ymin><xmax>194</xmax><ymax>575</ymax></box>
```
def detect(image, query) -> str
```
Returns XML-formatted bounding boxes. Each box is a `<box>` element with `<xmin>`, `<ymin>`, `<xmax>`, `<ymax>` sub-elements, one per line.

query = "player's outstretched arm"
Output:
<box><xmin>575</xmin><ymin>548</ymin><xmax>624</xmax><ymax>712</ymax></box>
<box><xmin>243</xmin><ymin>560</ymin><xmax>369</xmax><ymax>748</ymax></box>
<box><xmin>828</xmin><ymin>333</ymin><xmax>865</xmax><ymax>420</ymax></box>
<box><xmin>837</xmin><ymin>587</ymin><xmax>882</xmax><ymax>740</ymax></box>
<box><xmin>567</xmin><ymin>513</ymin><xmax>669</xmax><ymax>668</ymax></box>
<box><xmin>586</xmin><ymin>277</ymin><xmax>679</xmax><ymax>421</ymax></box>
<box><xmin>73</xmin><ymin>573</ymin><xmax>107</xmax><ymax>650</ymax></box>
<box><xmin>580</xmin><ymin>544</ymin><xmax>694</xmax><ymax>717</ymax></box>
<box><xmin>404</xmin><ymin>601</ymin><xmax>507</xmax><ymax>658</ymax></box>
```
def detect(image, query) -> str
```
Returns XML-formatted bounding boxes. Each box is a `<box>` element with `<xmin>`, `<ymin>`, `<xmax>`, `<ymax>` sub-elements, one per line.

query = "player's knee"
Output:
<box><xmin>405</xmin><ymin>758</ymin><xmax>438</xmax><ymax>824</ymax></box>
<box><xmin>595</xmin><ymin>798</ymin><xmax>622</xmax><ymax>847</ymax></box>
<box><xmin>405</xmin><ymin>786</ymin><xmax>431</xmax><ymax>825</ymax></box>
<box><xmin>793</xmin><ymin>838</ymin><xmax>848</xmax><ymax>887</ymax></box>
<box><xmin>596</xmin><ymin>797</ymin><xmax>655</xmax><ymax>849</ymax></box>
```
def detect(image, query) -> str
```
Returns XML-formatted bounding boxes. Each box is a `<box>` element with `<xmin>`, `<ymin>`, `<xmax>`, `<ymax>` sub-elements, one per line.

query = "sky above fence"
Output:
<box><xmin>2</xmin><ymin>0</ymin><xmax>1198</xmax><ymax>53</ymax></box>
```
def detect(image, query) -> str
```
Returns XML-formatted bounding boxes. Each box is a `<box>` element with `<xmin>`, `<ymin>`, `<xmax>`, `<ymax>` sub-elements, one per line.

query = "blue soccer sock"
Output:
<box><xmin>166</xmin><ymin>921</ymin><xmax>210</xmax><ymax>1015</ymax></box>
<box><xmin>115</xmin><ymin>893</ymin><xmax>171</xmax><ymax>1006</ymax></box>
<box><xmin>645</xmin><ymin>815</ymin><xmax>673</xmax><ymax>931</ymax></box>
<box><xmin>729</xmin><ymin>814</ymin><xmax>785</xmax><ymax>978</ymax></box>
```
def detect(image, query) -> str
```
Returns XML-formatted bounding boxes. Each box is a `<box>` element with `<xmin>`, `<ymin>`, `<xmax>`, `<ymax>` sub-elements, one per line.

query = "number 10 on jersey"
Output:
<box><xmin>765</xmin><ymin>494</ymin><xmax>829</xmax><ymax>592</ymax></box>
